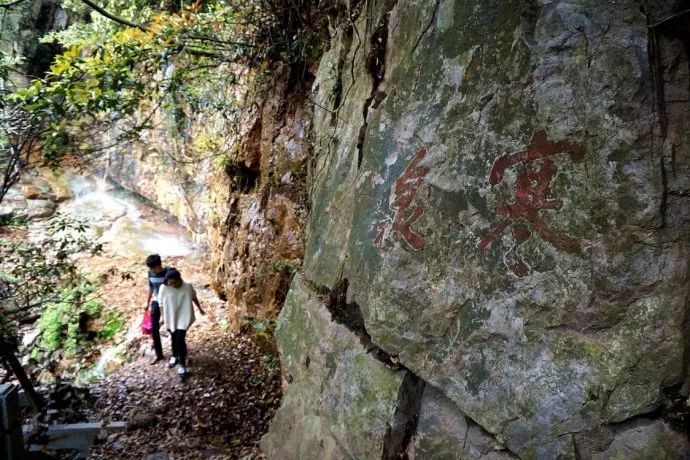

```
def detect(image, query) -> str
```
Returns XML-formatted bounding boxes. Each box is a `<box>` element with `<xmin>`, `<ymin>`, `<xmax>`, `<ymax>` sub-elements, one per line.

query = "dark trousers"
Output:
<box><xmin>170</xmin><ymin>329</ymin><xmax>187</xmax><ymax>366</ymax></box>
<box><xmin>150</xmin><ymin>301</ymin><xmax>164</xmax><ymax>359</ymax></box>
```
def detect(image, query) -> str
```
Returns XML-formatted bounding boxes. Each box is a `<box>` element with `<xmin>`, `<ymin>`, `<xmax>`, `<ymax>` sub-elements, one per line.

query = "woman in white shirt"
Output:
<box><xmin>159</xmin><ymin>268</ymin><xmax>205</xmax><ymax>377</ymax></box>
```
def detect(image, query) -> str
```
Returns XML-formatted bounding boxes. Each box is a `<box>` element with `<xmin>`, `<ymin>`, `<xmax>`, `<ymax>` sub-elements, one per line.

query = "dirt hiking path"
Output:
<box><xmin>87</xmin><ymin>260</ymin><xmax>281</xmax><ymax>459</ymax></box>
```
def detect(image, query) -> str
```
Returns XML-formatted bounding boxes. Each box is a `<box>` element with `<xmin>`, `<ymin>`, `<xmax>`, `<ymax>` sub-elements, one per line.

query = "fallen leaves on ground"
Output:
<box><xmin>88</xmin><ymin>320</ymin><xmax>281</xmax><ymax>459</ymax></box>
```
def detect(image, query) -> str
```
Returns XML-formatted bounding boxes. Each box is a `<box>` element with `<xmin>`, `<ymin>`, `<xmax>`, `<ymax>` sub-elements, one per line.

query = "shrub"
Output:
<box><xmin>37</xmin><ymin>284</ymin><xmax>101</xmax><ymax>352</ymax></box>
<box><xmin>0</xmin><ymin>215</ymin><xmax>28</xmax><ymax>227</ymax></box>
<box><xmin>35</xmin><ymin>281</ymin><xmax>123</xmax><ymax>354</ymax></box>
<box><xmin>99</xmin><ymin>309</ymin><xmax>124</xmax><ymax>340</ymax></box>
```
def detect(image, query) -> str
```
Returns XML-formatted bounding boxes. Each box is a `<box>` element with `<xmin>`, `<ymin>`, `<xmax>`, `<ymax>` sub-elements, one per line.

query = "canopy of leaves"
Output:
<box><xmin>13</xmin><ymin>0</ymin><xmax>267</xmax><ymax>161</ymax></box>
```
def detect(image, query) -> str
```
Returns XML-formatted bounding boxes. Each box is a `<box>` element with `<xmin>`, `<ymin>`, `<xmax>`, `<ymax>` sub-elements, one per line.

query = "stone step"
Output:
<box><xmin>23</xmin><ymin>421</ymin><xmax>126</xmax><ymax>458</ymax></box>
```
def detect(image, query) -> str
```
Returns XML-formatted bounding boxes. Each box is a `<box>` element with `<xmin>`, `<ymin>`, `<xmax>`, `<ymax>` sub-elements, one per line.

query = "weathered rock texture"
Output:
<box><xmin>0</xmin><ymin>170</ymin><xmax>65</xmax><ymax>221</ymax></box>
<box><xmin>105</xmin><ymin>71</ymin><xmax>309</xmax><ymax>328</ymax></box>
<box><xmin>261</xmin><ymin>274</ymin><xmax>414</xmax><ymax>458</ymax></box>
<box><xmin>264</xmin><ymin>0</ymin><xmax>690</xmax><ymax>458</ymax></box>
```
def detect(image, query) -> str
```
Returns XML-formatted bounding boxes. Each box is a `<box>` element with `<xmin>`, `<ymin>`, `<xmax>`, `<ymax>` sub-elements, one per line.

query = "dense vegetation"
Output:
<box><xmin>0</xmin><ymin>0</ymin><xmax>325</xmax><ymax>352</ymax></box>
<box><xmin>6</xmin><ymin>0</ymin><xmax>323</xmax><ymax>165</ymax></box>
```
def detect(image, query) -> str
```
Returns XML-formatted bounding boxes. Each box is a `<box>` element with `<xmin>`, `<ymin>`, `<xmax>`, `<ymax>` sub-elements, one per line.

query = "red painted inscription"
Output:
<box><xmin>372</xmin><ymin>147</ymin><xmax>430</xmax><ymax>251</ymax></box>
<box><xmin>478</xmin><ymin>130</ymin><xmax>584</xmax><ymax>275</ymax></box>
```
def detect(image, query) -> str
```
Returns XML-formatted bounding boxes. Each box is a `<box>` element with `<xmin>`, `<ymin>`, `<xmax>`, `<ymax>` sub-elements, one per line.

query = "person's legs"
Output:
<box><xmin>170</xmin><ymin>329</ymin><xmax>177</xmax><ymax>358</ymax></box>
<box><xmin>149</xmin><ymin>301</ymin><xmax>164</xmax><ymax>360</ymax></box>
<box><xmin>177</xmin><ymin>330</ymin><xmax>187</xmax><ymax>367</ymax></box>
<box><xmin>168</xmin><ymin>329</ymin><xmax>178</xmax><ymax>367</ymax></box>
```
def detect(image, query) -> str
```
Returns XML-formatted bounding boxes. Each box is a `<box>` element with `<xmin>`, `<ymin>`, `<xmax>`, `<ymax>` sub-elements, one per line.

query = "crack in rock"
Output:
<box><xmin>381</xmin><ymin>372</ymin><xmax>425</xmax><ymax>460</ymax></box>
<box><xmin>356</xmin><ymin>0</ymin><xmax>398</xmax><ymax>168</ymax></box>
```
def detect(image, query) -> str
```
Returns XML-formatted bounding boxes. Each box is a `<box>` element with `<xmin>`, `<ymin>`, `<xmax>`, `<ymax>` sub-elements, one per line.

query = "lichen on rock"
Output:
<box><xmin>260</xmin><ymin>273</ymin><xmax>410</xmax><ymax>458</ymax></box>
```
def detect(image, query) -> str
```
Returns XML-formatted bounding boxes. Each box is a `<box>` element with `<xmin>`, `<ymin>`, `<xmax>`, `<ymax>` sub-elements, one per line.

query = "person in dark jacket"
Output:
<box><xmin>143</xmin><ymin>254</ymin><xmax>170</xmax><ymax>364</ymax></box>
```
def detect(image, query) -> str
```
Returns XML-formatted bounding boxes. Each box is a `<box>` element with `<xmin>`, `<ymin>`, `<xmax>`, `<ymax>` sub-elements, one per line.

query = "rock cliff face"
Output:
<box><xmin>105</xmin><ymin>72</ymin><xmax>309</xmax><ymax>329</ymax></box>
<box><xmin>262</xmin><ymin>0</ymin><xmax>690</xmax><ymax>458</ymax></box>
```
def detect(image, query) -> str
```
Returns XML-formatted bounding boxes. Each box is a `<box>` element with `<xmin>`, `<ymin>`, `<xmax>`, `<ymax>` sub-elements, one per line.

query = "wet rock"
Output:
<box><xmin>67</xmin><ymin>193</ymin><xmax>127</xmax><ymax>225</ymax></box>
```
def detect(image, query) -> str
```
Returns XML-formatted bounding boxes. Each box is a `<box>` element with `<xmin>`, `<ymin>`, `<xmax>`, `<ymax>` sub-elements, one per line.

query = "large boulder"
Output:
<box><xmin>22</xmin><ymin>185</ymin><xmax>50</xmax><ymax>200</ymax></box>
<box><xmin>261</xmin><ymin>274</ymin><xmax>414</xmax><ymax>459</ymax></box>
<box><xmin>269</xmin><ymin>0</ymin><xmax>690</xmax><ymax>457</ymax></box>
<box><xmin>0</xmin><ymin>187</ymin><xmax>29</xmax><ymax>221</ymax></box>
<box><xmin>37</xmin><ymin>167</ymin><xmax>74</xmax><ymax>202</ymax></box>
<box><xmin>26</xmin><ymin>199</ymin><xmax>56</xmax><ymax>219</ymax></box>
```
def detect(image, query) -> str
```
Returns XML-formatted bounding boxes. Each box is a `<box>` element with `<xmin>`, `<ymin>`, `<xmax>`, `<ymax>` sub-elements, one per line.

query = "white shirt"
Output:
<box><xmin>159</xmin><ymin>282</ymin><xmax>197</xmax><ymax>331</ymax></box>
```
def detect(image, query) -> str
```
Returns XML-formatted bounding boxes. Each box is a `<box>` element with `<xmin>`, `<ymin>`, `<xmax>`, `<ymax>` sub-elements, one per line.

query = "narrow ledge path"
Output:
<box><xmin>61</xmin><ymin>173</ymin><xmax>283</xmax><ymax>459</ymax></box>
<box><xmin>88</xmin><ymin>316</ymin><xmax>281</xmax><ymax>459</ymax></box>
<box><xmin>79</xmin><ymin>198</ymin><xmax>282</xmax><ymax>459</ymax></box>
<box><xmin>4</xmin><ymin>169</ymin><xmax>283</xmax><ymax>459</ymax></box>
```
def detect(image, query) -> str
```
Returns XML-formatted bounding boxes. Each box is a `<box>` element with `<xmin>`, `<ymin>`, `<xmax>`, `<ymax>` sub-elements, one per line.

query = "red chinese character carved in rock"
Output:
<box><xmin>478</xmin><ymin>130</ymin><xmax>585</xmax><ymax>275</ymax></box>
<box><xmin>372</xmin><ymin>147</ymin><xmax>430</xmax><ymax>251</ymax></box>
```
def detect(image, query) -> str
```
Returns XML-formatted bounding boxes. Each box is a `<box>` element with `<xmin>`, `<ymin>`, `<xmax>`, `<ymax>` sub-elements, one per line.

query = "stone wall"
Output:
<box><xmin>262</xmin><ymin>0</ymin><xmax>690</xmax><ymax>458</ymax></box>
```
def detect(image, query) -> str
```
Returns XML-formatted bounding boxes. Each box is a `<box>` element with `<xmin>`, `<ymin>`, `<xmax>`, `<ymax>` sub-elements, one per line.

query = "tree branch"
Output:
<box><xmin>184</xmin><ymin>34</ymin><xmax>257</xmax><ymax>48</ymax></box>
<box><xmin>76</xmin><ymin>0</ymin><xmax>236</xmax><ymax>60</ymax></box>
<box><xmin>77</xmin><ymin>0</ymin><xmax>147</xmax><ymax>31</ymax></box>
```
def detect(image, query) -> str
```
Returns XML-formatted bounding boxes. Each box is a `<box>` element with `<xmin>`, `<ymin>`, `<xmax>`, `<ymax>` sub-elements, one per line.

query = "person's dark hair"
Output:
<box><xmin>164</xmin><ymin>268</ymin><xmax>182</xmax><ymax>284</ymax></box>
<box><xmin>145</xmin><ymin>254</ymin><xmax>162</xmax><ymax>268</ymax></box>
